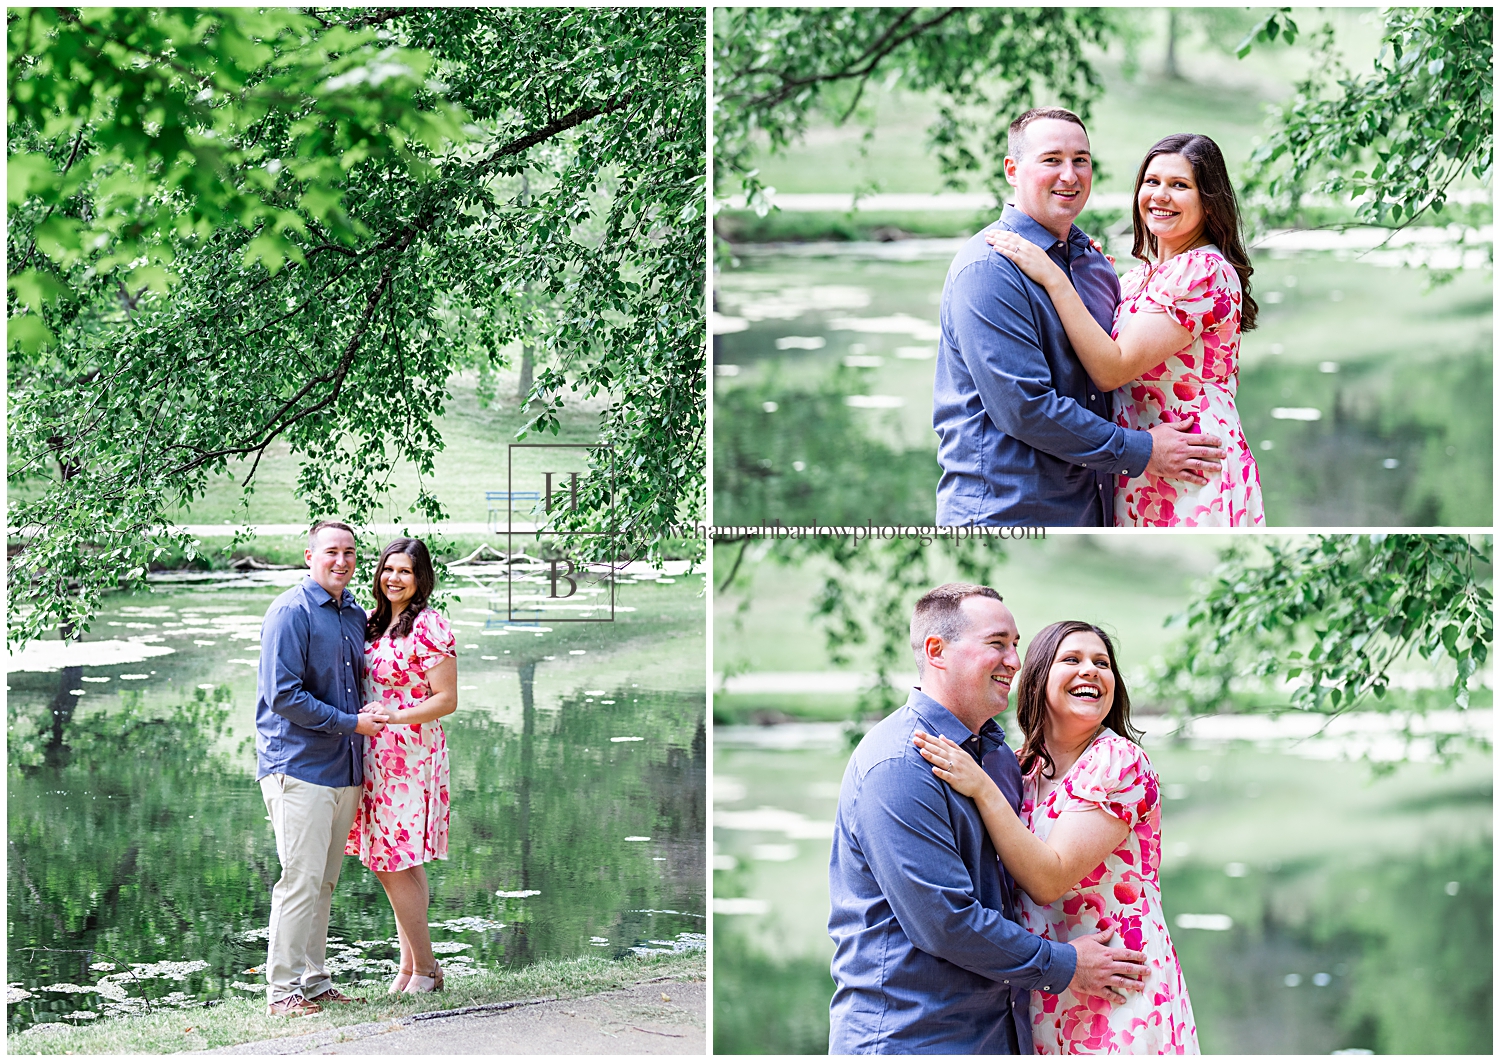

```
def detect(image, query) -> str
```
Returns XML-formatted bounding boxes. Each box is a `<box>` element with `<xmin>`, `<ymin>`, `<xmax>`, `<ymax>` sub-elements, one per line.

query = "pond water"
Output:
<box><xmin>713</xmin><ymin>240</ymin><xmax>1492</xmax><ymax>526</ymax></box>
<box><xmin>711</xmin><ymin>718</ymin><xmax>1492</xmax><ymax>1054</ymax></box>
<box><xmin>7</xmin><ymin>564</ymin><xmax>705</xmax><ymax>1033</ymax></box>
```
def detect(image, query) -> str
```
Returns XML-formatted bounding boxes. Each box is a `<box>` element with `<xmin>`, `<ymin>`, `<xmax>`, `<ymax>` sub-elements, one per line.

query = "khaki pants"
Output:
<box><xmin>260</xmin><ymin>773</ymin><xmax>361</xmax><ymax>1004</ymax></box>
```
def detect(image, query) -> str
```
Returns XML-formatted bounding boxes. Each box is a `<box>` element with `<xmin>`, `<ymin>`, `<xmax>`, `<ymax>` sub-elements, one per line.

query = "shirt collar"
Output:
<box><xmin>907</xmin><ymin>688</ymin><xmax>1007</xmax><ymax>751</ymax></box>
<box><xmin>302</xmin><ymin>576</ymin><xmax>351</xmax><ymax>609</ymax></box>
<box><xmin>998</xmin><ymin>203</ymin><xmax>1087</xmax><ymax>253</ymax></box>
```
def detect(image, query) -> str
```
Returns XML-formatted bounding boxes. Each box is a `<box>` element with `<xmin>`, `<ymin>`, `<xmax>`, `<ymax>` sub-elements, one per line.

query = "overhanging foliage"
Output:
<box><xmin>8</xmin><ymin>7</ymin><xmax>706</xmax><ymax>647</ymax></box>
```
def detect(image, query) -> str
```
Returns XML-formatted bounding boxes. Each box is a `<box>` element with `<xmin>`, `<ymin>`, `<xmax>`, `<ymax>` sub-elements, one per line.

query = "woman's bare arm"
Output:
<box><xmin>986</xmin><ymin>232</ymin><xmax>1192</xmax><ymax>390</ymax></box>
<box><xmin>914</xmin><ymin>731</ymin><xmax>1130</xmax><ymax>905</ymax></box>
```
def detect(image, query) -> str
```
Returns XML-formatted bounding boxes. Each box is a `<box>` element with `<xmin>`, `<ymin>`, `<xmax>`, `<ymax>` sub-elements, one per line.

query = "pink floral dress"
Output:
<box><xmin>345</xmin><ymin>608</ymin><xmax>455</xmax><ymax>873</ymax></box>
<box><xmin>1112</xmin><ymin>246</ymin><xmax>1264</xmax><ymax>526</ymax></box>
<box><xmin>1018</xmin><ymin>731</ymin><xmax>1198</xmax><ymax>1054</ymax></box>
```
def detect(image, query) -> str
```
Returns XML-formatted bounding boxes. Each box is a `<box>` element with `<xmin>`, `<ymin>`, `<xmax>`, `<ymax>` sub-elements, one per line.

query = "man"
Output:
<box><xmin>934</xmin><ymin>106</ymin><xmax>1226</xmax><ymax>526</ymax></box>
<box><xmin>255</xmin><ymin>520</ymin><xmax>388</xmax><ymax>1016</ymax></box>
<box><xmin>828</xmin><ymin>583</ymin><xmax>1148</xmax><ymax>1053</ymax></box>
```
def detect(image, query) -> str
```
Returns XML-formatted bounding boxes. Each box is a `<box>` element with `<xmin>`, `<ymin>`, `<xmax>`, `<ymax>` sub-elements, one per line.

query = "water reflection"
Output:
<box><xmin>8</xmin><ymin>569</ymin><xmax>705</xmax><ymax>1031</ymax></box>
<box><xmin>714</xmin><ymin>247</ymin><xmax>1491</xmax><ymax>526</ymax></box>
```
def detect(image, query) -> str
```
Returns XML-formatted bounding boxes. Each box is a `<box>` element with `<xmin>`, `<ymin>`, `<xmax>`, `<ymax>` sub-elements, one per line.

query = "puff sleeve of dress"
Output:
<box><xmin>1135</xmin><ymin>248</ymin><xmax>1239</xmax><ymax>342</ymax></box>
<box><xmin>1054</xmin><ymin>733</ymin><xmax>1159</xmax><ymax>832</ymax></box>
<box><xmin>409</xmin><ymin>608</ymin><xmax>456</xmax><ymax>672</ymax></box>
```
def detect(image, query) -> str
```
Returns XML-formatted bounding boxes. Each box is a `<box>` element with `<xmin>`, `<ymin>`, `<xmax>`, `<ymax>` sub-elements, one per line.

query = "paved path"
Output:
<box><xmin>199</xmin><ymin>980</ymin><xmax>704</xmax><ymax>1056</ymax></box>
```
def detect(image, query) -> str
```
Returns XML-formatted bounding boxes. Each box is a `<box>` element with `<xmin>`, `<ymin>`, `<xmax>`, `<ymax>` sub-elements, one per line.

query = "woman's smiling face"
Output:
<box><xmin>1044</xmin><ymin>630</ymin><xmax>1115</xmax><ymax>733</ymax></box>
<box><xmin>380</xmin><ymin>552</ymin><xmax>417</xmax><ymax>610</ymax></box>
<box><xmin>1137</xmin><ymin>152</ymin><xmax>1205</xmax><ymax>255</ymax></box>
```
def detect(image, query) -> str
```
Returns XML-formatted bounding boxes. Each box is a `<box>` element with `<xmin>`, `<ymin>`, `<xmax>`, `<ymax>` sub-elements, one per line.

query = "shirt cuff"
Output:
<box><xmin>332</xmin><ymin>710</ymin><xmax>361</xmax><ymax>736</ymax></box>
<box><xmin>1039</xmin><ymin>936</ymin><xmax>1079</xmax><ymax>995</ymax></box>
<box><xmin>1111</xmin><ymin>428</ymin><xmax>1154</xmax><ymax>479</ymax></box>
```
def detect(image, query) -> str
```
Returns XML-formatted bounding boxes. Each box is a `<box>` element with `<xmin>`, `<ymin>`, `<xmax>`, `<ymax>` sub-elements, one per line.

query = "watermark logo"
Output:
<box><xmin>504</xmin><ymin>444</ymin><xmax>617</xmax><ymax>623</ymax></box>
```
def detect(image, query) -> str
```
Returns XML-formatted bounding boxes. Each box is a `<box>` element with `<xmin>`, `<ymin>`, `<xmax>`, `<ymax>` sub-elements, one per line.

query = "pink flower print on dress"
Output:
<box><xmin>1112</xmin><ymin>246</ymin><xmax>1264</xmax><ymax>528</ymax></box>
<box><xmin>345</xmin><ymin>607</ymin><xmax>457</xmax><ymax>873</ymax></box>
<box><xmin>1019</xmin><ymin>731</ymin><xmax>1198</xmax><ymax>1054</ymax></box>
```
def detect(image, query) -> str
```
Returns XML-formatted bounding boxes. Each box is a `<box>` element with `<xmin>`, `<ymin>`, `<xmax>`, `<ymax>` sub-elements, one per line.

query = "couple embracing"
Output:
<box><xmin>829</xmin><ymin>583</ymin><xmax>1196</xmax><ymax>1054</ymax></box>
<box><xmin>936</xmin><ymin>106</ymin><xmax>1263</xmax><ymax>527</ymax></box>
<box><xmin>254</xmin><ymin>521</ymin><xmax>458</xmax><ymax>1015</ymax></box>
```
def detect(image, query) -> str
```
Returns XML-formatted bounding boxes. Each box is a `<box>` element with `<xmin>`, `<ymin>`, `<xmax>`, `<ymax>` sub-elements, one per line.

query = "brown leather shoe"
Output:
<box><xmin>267</xmin><ymin>993</ymin><xmax>321</xmax><ymax>1017</ymax></box>
<box><xmin>306</xmin><ymin>986</ymin><xmax>365</xmax><ymax>1005</ymax></box>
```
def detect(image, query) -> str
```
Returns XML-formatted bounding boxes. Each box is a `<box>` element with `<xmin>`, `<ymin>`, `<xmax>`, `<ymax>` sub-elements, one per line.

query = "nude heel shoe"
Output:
<box><xmin>389</xmin><ymin>969</ymin><xmax>412</xmax><ymax>994</ymax></box>
<box><xmin>404</xmin><ymin>963</ymin><xmax>443</xmax><ymax>994</ymax></box>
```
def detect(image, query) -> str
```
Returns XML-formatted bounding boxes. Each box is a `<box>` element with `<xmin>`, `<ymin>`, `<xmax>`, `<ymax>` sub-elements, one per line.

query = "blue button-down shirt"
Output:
<box><xmin>934</xmin><ymin>205</ymin><xmax>1154</xmax><ymax>527</ymax></box>
<box><xmin>254</xmin><ymin>577</ymin><xmax>368</xmax><ymax>788</ymax></box>
<box><xmin>828</xmin><ymin>689</ymin><xmax>1077</xmax><ymax>1054</ymax></box>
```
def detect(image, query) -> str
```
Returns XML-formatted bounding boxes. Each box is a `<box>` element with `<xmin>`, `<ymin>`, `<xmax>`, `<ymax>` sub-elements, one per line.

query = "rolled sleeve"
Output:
<box><xmin>259</xmin><ymin>606</ymin><xmax>358</xmax><ymax>735</ymax></box>
<box><xmin>951</xmin><ymin>259</ymin><xmax>1151</xmax><ymax>478</ymax></box>
<box><xmin>856</xmin><ymin>759</ymin><xmax>1076</xmax><ymax>992</ymax></box>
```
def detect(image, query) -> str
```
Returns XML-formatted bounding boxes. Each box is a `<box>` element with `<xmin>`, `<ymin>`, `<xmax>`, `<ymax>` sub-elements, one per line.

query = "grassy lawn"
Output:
<box><xmin>9</xmin><ymin>369</ymin><xmax>604</xmax><ymax>530</ymax></box>
<box><xmin>9</xmin><ymin>952</ymin><xmax>702</xmax><ymax>1055</ymax></box>
<box><xmin>714</xmin><ymin>535</ymin><xmax>1225</xmax><ymax>685</ymax></box>
<box><xmin>177</xmin><ymin>370</ymin><xmax>603</xmax><ymax>526</ymax></box>
<box><xmin>724</xmin><ymin>9</ymin><xmax>1404</xmax><ymax>201</ymax></box>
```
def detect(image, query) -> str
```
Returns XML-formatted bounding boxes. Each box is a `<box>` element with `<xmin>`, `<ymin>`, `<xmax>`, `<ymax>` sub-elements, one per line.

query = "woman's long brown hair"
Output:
<box><xmin>365</xmin><ymin>538</ymin><xmax>436</xmax><ymax>643</ymax></box>
<box><xmin>1015</xmin><ymin>620</ymin><xmax>1142</xmax><ymax>779</ymax></box>
<box><xmin>1130</xmin><ymin>132</ymin><xmax>1259</xmax><ymax>331</ymax></box>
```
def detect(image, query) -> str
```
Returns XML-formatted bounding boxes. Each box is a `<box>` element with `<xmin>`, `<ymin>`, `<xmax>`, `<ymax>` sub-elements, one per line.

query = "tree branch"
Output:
<box><xmin>342</xmin><ymin>8</ymin><xmax>414</xmax><ymax>28</ymax></box>
<box><xmin>165</xmin><ymin>232</ymin><xmax>412</xmax><ymax>478</ymax></box>
<box><xmin>473</xmin><ymin>94</ymin><xmax>635</xmax><ymax>171</ymax></box>
<box><xmin>726</xmin><ymin>8</ymin><xmax>962</xmax><ymax>111</ymax></box>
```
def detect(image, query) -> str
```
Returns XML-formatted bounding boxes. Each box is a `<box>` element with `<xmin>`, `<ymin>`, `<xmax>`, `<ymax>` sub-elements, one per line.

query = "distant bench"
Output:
<box><xmin>486</xmin><ymin>490</ymin><xmax>543</xmax><ymax>531</ymax></box>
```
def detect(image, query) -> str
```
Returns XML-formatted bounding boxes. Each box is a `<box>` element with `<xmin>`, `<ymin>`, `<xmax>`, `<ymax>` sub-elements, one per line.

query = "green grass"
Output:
<box><xmin>8</xmin><ymin>951</ymin><xmax>703</xmax><ymax>1055</ymax></box>
<box><xmin>714</xmin><ymin>535</ymin><xmax>1225</xmax><ymax>682</ymax></box>
<box><xmin>712</xmin><ymin>693</ymin><xmax>857</xmax><ymax>727</ymax></box>
<box><xmin>726</xmin><ymin>9</ymin><xmax>1406</xmax><ymax>200</ymax></box>
<box><xmin>177</xmin><ymin>371</ymin><xmax>601</xmax><ymax>526</ymax></box>
<box><xmin>9</xmin><ymin>370</ymin><xmax>603</xmax><ymax>530</ymax></box>
<box><xmin>716</xmin><ymin>209</ymin><xmax>989</xmax><ymax>244</ymax></box>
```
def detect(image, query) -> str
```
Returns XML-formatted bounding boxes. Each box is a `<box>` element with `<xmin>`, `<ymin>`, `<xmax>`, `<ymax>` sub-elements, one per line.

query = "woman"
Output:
<box><xmin>914</xmin><ymin>621</ymin><xmax>1197</xmax><ymax>1054</ymax></box>
<box><xmin>988</xmin><ymin>133</ymin><xmax>1263</xmax><ymax>526</ymax></box>
<box><xmin>345</xmin><ymin>537</ymin><xmax>458</xmax><ymax>994</ymax></box>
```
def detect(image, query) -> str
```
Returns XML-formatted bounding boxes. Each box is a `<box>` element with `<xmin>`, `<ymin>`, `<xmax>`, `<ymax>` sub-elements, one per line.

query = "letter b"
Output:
<box><xmin>548</xmin><ymin>559</ymin><xmax>579</xmax><ymax>599</ymax></box>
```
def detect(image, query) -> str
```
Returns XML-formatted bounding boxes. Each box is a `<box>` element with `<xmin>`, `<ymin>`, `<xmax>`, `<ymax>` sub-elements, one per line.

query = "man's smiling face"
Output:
<box><xmin>1004</xmin><ymin>118</ymin><xmax>1093</xmax><ymax>240</ymax></box>
<box><xmin>943</xmin><ymin>596</ymin><xmax>1022</xmax><ymax>724</ymax></box>
<box><xmin>306</xmin><ymin>526</ymin><xmax>357</xmax><ymax>597</ymax></box>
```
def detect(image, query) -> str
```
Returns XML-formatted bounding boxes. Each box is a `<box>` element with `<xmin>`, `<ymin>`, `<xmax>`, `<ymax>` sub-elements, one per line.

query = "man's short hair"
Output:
<box><xmin>308</xmin><ymin>520</ymin><xmax>355</xmax><ymax>548</ymax></box>
<box><xmin>910</xmin><ymin>583</ymin><xmax>1004</xmax><ymax>669</ymax></box>
<box><xmin>1007</xmin><ymin>106</ymin><xmax>1089</xmax><ymax>163</ymax></box>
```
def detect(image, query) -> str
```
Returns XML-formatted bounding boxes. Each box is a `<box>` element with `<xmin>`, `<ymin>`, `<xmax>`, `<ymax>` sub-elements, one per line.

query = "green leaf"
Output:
<box><xmin>7</xmin><ymin>152</ymin><xmax>58</xmax><ymax>204</ymax></box>
<box><xmin>8</xmin><ymin>268</ymin><xmax>70</xmax><ymax>312</ymax></box>
<box><xmin>243</xmin><ymin>233</ymin><xmax>288</xmax><ymax>274</ymax></box>
<box><xmin>6</xmin><ymin>310</ymin><xmax>57</xmax><ymax>353</ymax></box>
<box><xmin>125</xmin><ymin>264</ymin><xmax>177</xmax><ymax>294</ymax></box>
